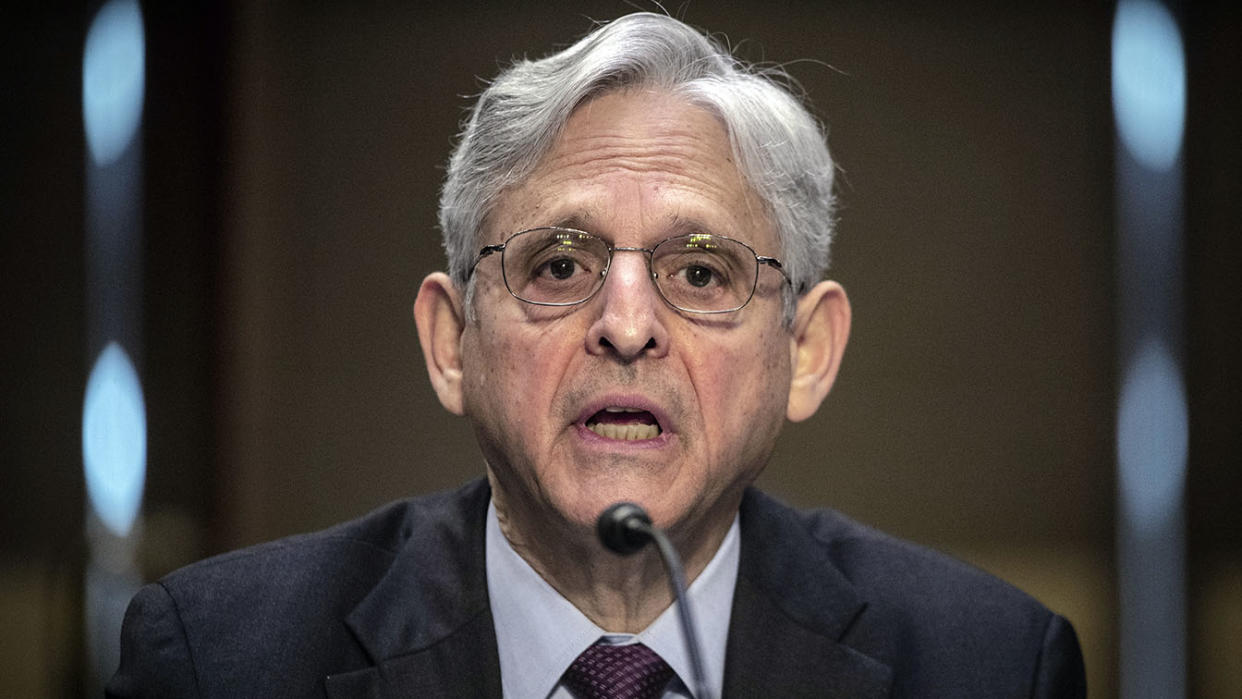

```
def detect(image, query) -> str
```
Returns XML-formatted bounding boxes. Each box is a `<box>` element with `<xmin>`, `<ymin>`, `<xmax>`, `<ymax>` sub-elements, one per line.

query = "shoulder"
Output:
<box><xmin>163</xmin><ymin>479</ymin><xmax>488</xmax><ymax>617</ymax></box>
<box><xmin>108</xmin><ymin>480</ymin><xmax>489</xmax><ymax>698</ymax></box>
<box><xmin>740</xmin><ymin>488</ymin><xmax>1085</xmax><ymax>697</ymax></box>
<box><xmin>160</xmin><ymin>483</ymin><xmax>466</xmax><ymax>602</ymax></box>
<box><xmin>165</xmin><ymin>499</ymin><xmax>406</xmax><ymax>594</ymax></box>
<box><xmin>799</xmin><ymin>504</ymin><xmax>1039</xmax><ymax>620</ymax></box>
<box><xmin>742</xmin><ymin>488</ymin><xmax>1046</xmax><ymax>621</ymax></box>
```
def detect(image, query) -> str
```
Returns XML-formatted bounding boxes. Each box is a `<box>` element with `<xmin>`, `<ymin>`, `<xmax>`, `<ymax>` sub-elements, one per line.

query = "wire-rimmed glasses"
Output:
<box><xmin>468</xmin><ymin>227</ymin><xmax>791</xmax><ymax>314</ymax></box>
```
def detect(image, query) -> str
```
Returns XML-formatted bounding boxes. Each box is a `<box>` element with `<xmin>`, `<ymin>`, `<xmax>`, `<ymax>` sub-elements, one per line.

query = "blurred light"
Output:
<box><xmin>1111</xmin><ymin>0</ymin><xmax>1185</xmax><ymax>171</ymax></box>
<box><xmin>1117</xmin><ymin>339</ymin><xmax>1188</xmax><ymax>531</ymax></box>
<box><xmin>82</xmin><ymin>0</ymin><xmax>145</xmax><ymax>167</ymax></box>
<box><xmin>1113</xmin><ymin>6</ymin><xmax>1188</xmax><ymax>692</ymax></box>
<box><xmin>82</xmin><ymin>342</ymin><xmax>147</xmax><ymax>537</ymax></box>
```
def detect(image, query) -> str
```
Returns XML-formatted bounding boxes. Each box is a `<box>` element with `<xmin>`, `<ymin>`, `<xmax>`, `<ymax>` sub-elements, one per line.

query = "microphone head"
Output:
<box><xmin>597</xmin><ymin>502</ymin><xmax>654</xmax><ymax>555</ymax></box>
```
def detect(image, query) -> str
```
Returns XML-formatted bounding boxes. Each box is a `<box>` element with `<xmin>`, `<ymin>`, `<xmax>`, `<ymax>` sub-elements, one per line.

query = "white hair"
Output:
<box><xmin>439</xmin><ymin>12</ymin><xmax>836</xmax><ymax>320</ymax></box>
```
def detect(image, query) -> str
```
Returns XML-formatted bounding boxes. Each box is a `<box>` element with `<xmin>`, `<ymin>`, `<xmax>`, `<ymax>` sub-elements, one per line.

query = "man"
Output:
<box><xmin>109</xmin><ymin>13</ymin><xmax>1085</xmax><ymax>698</ymax></box>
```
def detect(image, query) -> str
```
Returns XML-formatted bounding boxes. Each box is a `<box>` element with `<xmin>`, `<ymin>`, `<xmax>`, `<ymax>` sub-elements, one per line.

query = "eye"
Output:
<box><xmin>684</xmin><ymin>265</ymin><xmax>714</xmax><ymax>288</ymax></box>
<box><xmin>671</xmin><ymin>259</ymin><xmax>727</xmax><ymax>289</ymax></box>
<box><xmin>546</xmin><ymin>257</ymin><xmax>577</xmax><ymax>280</ymax></box>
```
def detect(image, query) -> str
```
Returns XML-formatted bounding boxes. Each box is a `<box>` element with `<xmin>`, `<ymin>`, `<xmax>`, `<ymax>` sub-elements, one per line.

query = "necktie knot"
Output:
<box><xmin>562</xmin><ymin>641</ymin><xmax>675</xmax><ymax>699</ymax></box>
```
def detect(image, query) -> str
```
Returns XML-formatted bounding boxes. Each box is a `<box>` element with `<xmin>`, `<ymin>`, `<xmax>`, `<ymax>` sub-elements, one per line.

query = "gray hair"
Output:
<box><xmin>438</xmin><ymin>12</ymin><xmax>836</xmax><ymax>320</ymax></box>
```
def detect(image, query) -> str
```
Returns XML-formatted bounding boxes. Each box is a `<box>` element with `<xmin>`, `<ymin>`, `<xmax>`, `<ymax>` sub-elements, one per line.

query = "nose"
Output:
<box><xmin>586</xmin><ymin>250</ymin><xmax>670</xmax><ymax>361</ymax></box>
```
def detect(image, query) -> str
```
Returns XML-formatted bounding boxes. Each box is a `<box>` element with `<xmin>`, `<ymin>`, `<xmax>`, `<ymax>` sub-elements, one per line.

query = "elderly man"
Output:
<box><xmin>109</xmin><ymin>13</ymin><xmax>1085</xmax><ymax>698</ymax></box>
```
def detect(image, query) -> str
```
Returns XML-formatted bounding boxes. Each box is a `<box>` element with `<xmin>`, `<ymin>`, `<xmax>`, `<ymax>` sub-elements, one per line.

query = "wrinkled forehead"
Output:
<box><xmin>483</xmin><ymin>88</ymin><xmax>774</xmax><ymax>250</ymax></box>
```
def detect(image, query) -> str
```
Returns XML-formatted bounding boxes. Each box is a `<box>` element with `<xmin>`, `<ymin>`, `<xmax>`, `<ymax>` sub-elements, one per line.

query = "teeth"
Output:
<box><xmin>604</xmin><ymin>407</ymin><xmax>643</xmax><ymax>413</ymax></box>
<box><xmin>587</xmin><ymin>422</ymin><xmax>660</xmax><ymax>441</ymax></box>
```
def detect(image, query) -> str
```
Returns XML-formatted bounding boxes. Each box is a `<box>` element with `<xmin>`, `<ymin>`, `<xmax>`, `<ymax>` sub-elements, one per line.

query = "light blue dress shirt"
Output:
<box><xmin>486</xmin><ymin>501</ymin><xmax>740</xmax><ymax>699</ymax></box>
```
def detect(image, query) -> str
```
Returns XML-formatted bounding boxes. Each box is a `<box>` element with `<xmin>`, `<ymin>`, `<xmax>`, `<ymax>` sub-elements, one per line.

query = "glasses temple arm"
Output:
<box><xmin>468</xmin><ymin>244</ymin><xmax>507</xmax><ymax>277</ymax></box>
<box><xmin>757</xmin><ymin>256</ymin><xmax>801</xmax><ymax>292</ymax></box>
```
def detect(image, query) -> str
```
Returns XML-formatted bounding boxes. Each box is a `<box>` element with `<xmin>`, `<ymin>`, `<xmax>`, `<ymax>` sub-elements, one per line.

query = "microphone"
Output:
<box><xmin>596</xmin><ymin>503</ymin><xmax>712</xmax><ymax>699</ymax></box>
<box><xmin>597</xmin><ymin>502</ymin><xmax>654</xmax><ymax>554</ymax></box>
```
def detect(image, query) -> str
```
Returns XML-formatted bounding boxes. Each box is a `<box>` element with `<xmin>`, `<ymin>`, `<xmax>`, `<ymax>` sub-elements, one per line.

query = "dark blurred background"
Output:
<box><xmin>3</xmin><ymin>1</ymin><xmax>1238</xmax><ymax>696</ymax></box>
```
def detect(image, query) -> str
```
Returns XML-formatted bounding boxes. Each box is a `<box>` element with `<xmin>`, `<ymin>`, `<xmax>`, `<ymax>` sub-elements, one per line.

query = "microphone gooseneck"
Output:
<box><xmin>595</xmin><ymin>502</ymin><xmax>712</xmax><ymax>699</ymax></box>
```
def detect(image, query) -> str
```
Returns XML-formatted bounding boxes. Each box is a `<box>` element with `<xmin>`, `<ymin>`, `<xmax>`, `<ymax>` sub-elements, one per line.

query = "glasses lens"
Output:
<box><xmin>502</xmin><ymin>228</ymin><xmax>609</xmax><ymax>305</ymax></box>
<box><xmin>652</xmin><ymin>234</ymin><xmax>758</xmax><ymax>312</ymax></box>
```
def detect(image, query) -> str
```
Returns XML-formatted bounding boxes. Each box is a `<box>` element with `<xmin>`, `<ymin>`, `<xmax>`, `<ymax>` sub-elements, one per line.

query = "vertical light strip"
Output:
<box><xmin>1112</xmin><ymin>1</ymin><xmax>1187</xmax><ymax>697</ymax></box>
<box><xmin>81</xmin><ymin>0</ymin><xmax>146</xmax><ymax>692</ymax></box>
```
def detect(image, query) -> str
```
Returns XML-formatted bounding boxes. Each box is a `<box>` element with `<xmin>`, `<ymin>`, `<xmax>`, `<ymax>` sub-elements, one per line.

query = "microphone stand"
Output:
<box><xmin>597</xmin><ymin>503</ymin><xmax>712</xmax><ymax>699</ymax></box>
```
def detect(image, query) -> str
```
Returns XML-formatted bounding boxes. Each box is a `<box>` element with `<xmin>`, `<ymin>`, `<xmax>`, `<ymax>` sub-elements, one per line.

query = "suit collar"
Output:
<box><xmin>324</xmin><ymin>481</ymin><xmax>890</xmax><ymax>698</ymax></box>
<box><xmin>327</xmin><ymin>480</ymin><xmax>502</xmax><ymax>698</ymax></box>
<box><xmin>724</xmin><ymin>488</ymin><xmax>893</xmax><ymax>697</ymax></box>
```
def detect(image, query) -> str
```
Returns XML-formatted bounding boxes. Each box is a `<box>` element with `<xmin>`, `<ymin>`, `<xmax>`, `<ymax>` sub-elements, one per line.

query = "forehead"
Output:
<box><xmin>488</xmin><ymin>89</ymin><xmax>773</xmax><ymax>248</ymax></box>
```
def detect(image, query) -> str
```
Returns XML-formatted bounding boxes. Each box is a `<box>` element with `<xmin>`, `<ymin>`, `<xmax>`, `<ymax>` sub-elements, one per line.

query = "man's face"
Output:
<box><xmin>459</xmin><ymin>89</ymin><xmax>794</xmax><ymax>541</ymax></box>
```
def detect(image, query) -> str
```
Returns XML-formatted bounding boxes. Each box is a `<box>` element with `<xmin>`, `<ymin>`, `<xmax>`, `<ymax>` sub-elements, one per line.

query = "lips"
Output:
<box><xmin>585</xmin><ymin>406</ymin><xmax>662</xmax><ymax>441</ymax></box>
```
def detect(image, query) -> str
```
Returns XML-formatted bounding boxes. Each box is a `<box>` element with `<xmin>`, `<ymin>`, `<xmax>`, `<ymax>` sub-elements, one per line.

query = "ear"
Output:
<box><xmin>413</xmin><ymin>272</ymin><xmax>467</xmax><ymax>416</ymax></box>
<box><xmin>786</xmin><ymin>280</ymin><xmax>851</xmax><ymax>422</ymax></box>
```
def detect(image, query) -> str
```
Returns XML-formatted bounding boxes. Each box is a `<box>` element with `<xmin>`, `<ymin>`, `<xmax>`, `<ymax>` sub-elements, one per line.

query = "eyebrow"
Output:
<box><xmin>664</xmin><ymin>213</ymin><xmax>730</xmax><ymax>238</ymax></box>
<box><xmin>548</xmin><ymin>212</ymin><xmax>597</xmax><ymax>232</ymax></box>
<box><xmin>544</xmin><ymin>211</ymin><xmax>734</xmax><ymax>241</ymax></box>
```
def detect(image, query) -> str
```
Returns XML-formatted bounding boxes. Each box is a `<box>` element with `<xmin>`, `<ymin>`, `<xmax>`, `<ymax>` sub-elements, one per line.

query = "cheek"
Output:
<box><xmin>465</xmin><ymin>290</ymin><xmax>523</xmax><ymax>385</ymax></box>
<box><xmin>688</xmin><ymin>325</ymin><xmax>790</xmax><ymax>429</ymax></box>
<box><xmin>466</xmin><ymin>330</ymin><xmax>530</xmax><ymax>418</ymax></box>
<box><xmin>462</xmin><ymin>313</ymin><xmax>580</xmax><ymax>432</ymax></box>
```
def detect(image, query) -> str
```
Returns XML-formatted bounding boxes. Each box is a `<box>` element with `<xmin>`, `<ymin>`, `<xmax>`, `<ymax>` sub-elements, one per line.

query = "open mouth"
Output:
<box><xmin>585</xmin><ymin>407</ymin><xmax>662</xmax><ymax>441</ymax></box>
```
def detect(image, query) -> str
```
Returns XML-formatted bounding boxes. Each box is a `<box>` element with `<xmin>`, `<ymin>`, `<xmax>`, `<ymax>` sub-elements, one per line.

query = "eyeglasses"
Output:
<box><xmin>468</xmin><ymin>227</ymin><xmax>792</xmax><ymax>314</ymax></box>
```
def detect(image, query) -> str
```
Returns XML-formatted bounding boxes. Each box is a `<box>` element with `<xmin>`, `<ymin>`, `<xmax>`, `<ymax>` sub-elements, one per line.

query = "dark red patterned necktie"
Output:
<box><xmin>562</xmin><ymin>641</ymin><xmax>676</xmax><ymax>699</ymax></box>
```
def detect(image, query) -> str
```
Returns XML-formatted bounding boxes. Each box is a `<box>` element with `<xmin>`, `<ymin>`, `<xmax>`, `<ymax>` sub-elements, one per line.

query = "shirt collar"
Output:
<box><xmin>486</xmin><ymin>500</ymin><xmax>740</xmax><ymax>699</ymax></box>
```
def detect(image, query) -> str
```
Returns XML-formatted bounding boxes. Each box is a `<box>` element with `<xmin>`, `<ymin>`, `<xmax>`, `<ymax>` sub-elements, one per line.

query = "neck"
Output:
<box><xmin>487</xmin><ymin>474</ymin><xmax>736</xmax><ymax>633</ymax></box>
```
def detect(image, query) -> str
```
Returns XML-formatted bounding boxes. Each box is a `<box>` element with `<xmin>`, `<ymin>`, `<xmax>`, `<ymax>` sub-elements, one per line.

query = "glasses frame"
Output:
<box><xmin>468</xmin><ymin>226</ymin><xmax>792</xmax><ymax>314</ymax></box>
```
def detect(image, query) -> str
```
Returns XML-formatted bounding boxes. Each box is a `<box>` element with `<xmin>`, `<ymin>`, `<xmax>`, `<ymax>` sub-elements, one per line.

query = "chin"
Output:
<box><xmin>572</xmin><ymin>486</ymin><xmax>695</xmax><ymax>533</ymax></box>
<box><xmin>557</xmin><ymin>482</ymin><xmax>670</xmax><ymax>527</ymax></box>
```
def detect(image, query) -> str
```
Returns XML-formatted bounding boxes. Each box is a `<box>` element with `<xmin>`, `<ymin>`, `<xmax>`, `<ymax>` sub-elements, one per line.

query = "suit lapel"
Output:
<box><xmin>326</xmin><ymin>480</ymin><xmax>503</xmax><ymax>699</ymax></box>
<box><xmin>724</xmin><ymin>489</ymin><xmax>892</xmax><ymax>698</ymax></box>
<box><xmin>325</xmin><ymin>610</ymin><xmax>501</xmax><ymax>698</ymax></box>
<box><xmin>322</xmin><ymin>481</ymin><xmax>891</xmax><ymax>697</ymax></box>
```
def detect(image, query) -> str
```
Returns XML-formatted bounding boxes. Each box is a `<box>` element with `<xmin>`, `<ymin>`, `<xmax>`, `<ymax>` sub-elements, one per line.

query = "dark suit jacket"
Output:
<box><xmin>107</xmin><ymin>479</ymin><xmax>1085</xmax><ymax>697</ymax></box>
